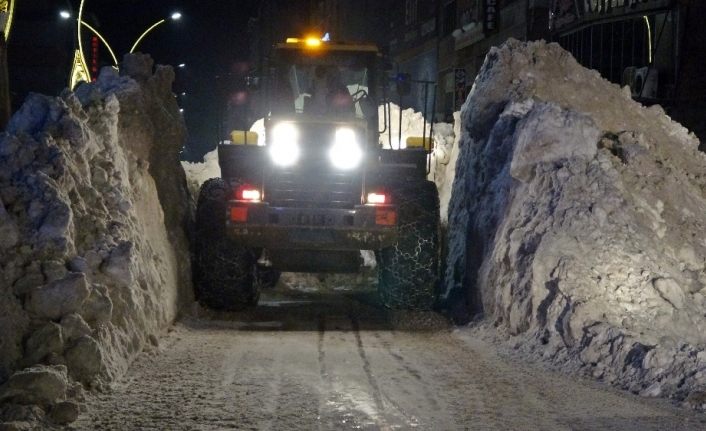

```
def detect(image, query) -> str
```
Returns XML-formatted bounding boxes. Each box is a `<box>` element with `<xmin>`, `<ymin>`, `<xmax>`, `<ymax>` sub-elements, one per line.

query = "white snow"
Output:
<box><xmin>378</xmin><ymin>103</ymin><xmax>459</xmax><ymax>222</ymax></box>
<box><xmin>182</xmin><ymin>149</ymin><xmax>220</xmax><ymax>200</ymax></box>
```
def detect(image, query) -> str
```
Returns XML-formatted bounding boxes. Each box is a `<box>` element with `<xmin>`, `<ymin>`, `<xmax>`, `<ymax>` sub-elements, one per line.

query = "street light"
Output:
<box><xmin>79</xmin><ymin>21</ymin><xmax>119</xmax><ymax>67</ymax></box>
<box><xmin>60</xmin><ymin>8</ymin><xmax>119</xmax><ymax>66</ymax></box>
<box><xmin>69</xmin><ymin>1</ymin><xmax>183</xmax><ymax>88</ymax></box>
<box><xmin>130</xmin><ymin>12</ymin><xmax>183</xmax><ymax>54</ymax></box>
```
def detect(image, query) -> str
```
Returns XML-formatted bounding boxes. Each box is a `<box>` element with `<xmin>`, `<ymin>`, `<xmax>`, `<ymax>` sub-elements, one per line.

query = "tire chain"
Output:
<box><xmin>377</xmin><ymin>180</ymin><xmax>440</xmax><ymax>310</ymax></box>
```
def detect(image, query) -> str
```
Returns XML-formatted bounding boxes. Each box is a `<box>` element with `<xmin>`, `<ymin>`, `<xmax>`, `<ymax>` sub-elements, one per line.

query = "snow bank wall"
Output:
<box><xmin>444</xmin><ymin>39</ymin><xmax>706</xmax><ymax>404</ymax></box>
<box><xmin>0</xmin><ymin>55</ymin><xmax>191</xmax><ymax>422</ymax></box>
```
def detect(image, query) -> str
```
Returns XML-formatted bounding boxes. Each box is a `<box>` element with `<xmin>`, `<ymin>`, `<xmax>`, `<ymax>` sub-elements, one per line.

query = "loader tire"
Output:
<box><xmin>194</xmin><ymin>178</ymin><xmax>258</xmax><ymax>310</ymax></box>
<box><xmin>377</xmin><ymin>180</ymin><xmax>440</xmax><ymax>310</ymax></box>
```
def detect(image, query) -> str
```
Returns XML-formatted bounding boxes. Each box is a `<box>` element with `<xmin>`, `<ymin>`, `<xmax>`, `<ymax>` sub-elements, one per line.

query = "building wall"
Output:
<box><xmin>388</xmin><ymin>0</ymin><xmax>441</xmax><ymax>118</ymax></box>
<box><xmin>311</xmin><ymin>0</ymin><xmax>392</xmax><ymax>46</ymax></box>
<box><xmin>437</xmin><ymin>0</ymin><xmax>536</xmax><ymax>120</ymax></box>
<box><xmin>383</xmin><ymin>0</ymin><xmax>704</xmax><ymax>146</ymax></box>
<box><xmin>396</xmin><ymin>40</ymin><xmax>438</xmax><ymax>118</ymax></box>
<box><xmin>550</xmin><ymin>0</ymin><xmax>675</xmax><ymax>97</ymax></box>
<box><xmin>549</xmin><ymin>0</ymin><xmax>706</xmax><ymax>146</ymax></box>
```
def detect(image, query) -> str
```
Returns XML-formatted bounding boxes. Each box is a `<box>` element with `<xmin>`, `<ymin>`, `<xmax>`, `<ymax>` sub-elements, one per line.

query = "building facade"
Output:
<box><xmin>387</xmin><ymin>0</ymin><xmax>440</xmax><ymax>119</ymax></box>
<box><xmin>386</xmin><ymin>0</ymin><xmax>550</xmax><ymax>121</ymax></box>
<box><xmin>436</xmin><ymin>0</ymin><xmax>549</xmax><ymax>120</ymax></box>
<box><xmin>310</xmin><ymin>0</ymin><xmax>392</xmax><ymax>47</ymax></box>
<box><xmin>549</xmin><ymin>0</ymin><xmax>706</xmax><ymax>147</ymax></box>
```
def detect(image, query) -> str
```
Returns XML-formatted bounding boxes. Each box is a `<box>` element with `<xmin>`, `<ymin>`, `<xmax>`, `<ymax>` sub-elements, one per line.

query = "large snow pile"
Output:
<box><xmin>444</xmin><ymin>39</ymin><xmax>706</xmax><ymax>405</ymax></box>
<box><xmin>428</xmin><ymin>112</ymin><xmax>460</xmax><ymax>223</ymax></box>
<box><xmin>181</xmin><ymin>119</ymin><xmax>265</xmax><ymax>199</ymax></box>
<box><xmin>0</xmin><ymin>55</ymin><xmax>191</xmax><ymax>426</ymax></box>
<box><xmin>378</xmin><ymin>104</ymin><xmax>459</xmax><ymax>221</ymax></box>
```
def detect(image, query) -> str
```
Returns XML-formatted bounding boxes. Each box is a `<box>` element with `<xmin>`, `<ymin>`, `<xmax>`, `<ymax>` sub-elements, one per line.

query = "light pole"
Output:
<box><xmin>129</xmin><ymin>12</ymin><xmax>182</xmax><ymax>54</ymax></box>
<box><xmin>60</xmin><ymin>11</ymin><xmax>119</xmax><ymax>67</ymax></box>
<box><xmin>65</xmin><ymin>1</ymin><xmax>183</xmax><ymax>89</ymax></box>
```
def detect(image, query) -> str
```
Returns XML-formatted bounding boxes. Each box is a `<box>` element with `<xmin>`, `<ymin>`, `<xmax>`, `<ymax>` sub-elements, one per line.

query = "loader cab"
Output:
<box><xmin>266</xmin><ymin>38</ymin><xmax>381</xmax><ymax>147</ymax></box>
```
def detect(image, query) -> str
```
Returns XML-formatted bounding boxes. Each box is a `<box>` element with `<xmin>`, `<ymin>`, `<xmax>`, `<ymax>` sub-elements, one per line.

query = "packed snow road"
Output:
<box><xmin>72</xmin><ymin>276</ymin><xmax>705</xmax><ymax>430</ymax></box>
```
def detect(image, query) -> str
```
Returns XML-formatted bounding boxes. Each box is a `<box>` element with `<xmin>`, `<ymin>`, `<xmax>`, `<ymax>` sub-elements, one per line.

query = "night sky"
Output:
<box><xmin>10</xmin><ymin>0</ymin><xmax>264</xmax><ymax>160</ymax></box>
<box><xmin>88</xmin><ymin>0</ymin><xmax>261</xmax><ymax>159</ymax></box>
<box><xmin>89</xmin><ymin>1</ymin><xmax>254</xmax><ymax>62</ymax></box>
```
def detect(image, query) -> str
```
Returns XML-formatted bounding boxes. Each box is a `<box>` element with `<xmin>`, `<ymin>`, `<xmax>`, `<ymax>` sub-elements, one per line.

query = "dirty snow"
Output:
<box><xmin>0</xmin><ymin>55</ymin><xmax>191</xmax><ymax>427</ymax></box>
<box><xmin>444</xmin><ymin>39</ymin><xmax>706</xmax><ymax>407</ymax></box>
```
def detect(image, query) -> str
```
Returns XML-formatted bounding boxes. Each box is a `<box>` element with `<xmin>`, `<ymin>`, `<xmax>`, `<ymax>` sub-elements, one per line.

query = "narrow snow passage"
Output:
<box><xmin>73</xmin><ymin>284</ymin><xmax>704</xmax><ymax>430</ymax></box>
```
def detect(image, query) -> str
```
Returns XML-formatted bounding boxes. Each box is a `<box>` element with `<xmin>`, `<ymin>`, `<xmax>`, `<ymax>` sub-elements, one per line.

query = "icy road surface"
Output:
<box><xmin>73</xmin><ymin>276</ymin><xmax>705</xmax><ymax>430</ymax></box>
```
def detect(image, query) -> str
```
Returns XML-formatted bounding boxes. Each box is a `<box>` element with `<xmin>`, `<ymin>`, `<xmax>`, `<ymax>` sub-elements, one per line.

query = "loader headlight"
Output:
<box><xmin>269</xmin><ymin>123</ymin><xmax>300</xmax><ymax>167</ymax></box>
<box><xmin>329</xmin><ymin>127</ymin><xmax>362</xmax><ymax>170</ymax></box>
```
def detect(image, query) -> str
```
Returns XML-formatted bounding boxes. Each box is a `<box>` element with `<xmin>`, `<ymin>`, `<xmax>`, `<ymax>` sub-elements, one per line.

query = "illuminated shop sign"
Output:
<box><xmin>550</xmin><ymin>0</ymin><xmax>670</xmax><ymax>31</ymax></box>
<box><xmin>483</xmin><ymin>0</ymin><xmax>498</xmax><ymax>35</ymax></box>
<box><xmin>585</xmin><ymin>0</ymin><xmax>659</xmax><ymax>14</ymax></box>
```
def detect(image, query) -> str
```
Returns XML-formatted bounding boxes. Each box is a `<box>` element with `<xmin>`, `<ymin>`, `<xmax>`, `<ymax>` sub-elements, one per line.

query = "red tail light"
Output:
<box><xmin>366</xmin><ymin>192</ymin><xmax>387</xmax><ymax>205</ymax></box>
<box><xmin>230</xmin><ymin>207</ymin><xmax>248</xmax><ymax>222</ymax></box>
<box><xmin>235</xmin><ymin>184</ymin><xmax>261</xmax><ymax>202</ymax></box>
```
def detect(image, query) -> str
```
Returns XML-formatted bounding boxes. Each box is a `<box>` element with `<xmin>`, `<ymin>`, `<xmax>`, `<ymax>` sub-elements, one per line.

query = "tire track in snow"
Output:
<box><xmin>349</xmin><ymin>313</ymin><xmax>385</xmax><ymax>414</ymax></box>
<box><xmin>74</xmin><ymin>292</ymin><xmax>706</xmax><ymax>431</ymax></box>
<box><xmin>372</xmin><ymin>331</ymin><xmax>441</xmax><ymax>413</ymax></box>
<box><xmin>317</xmin><ymin>313</ymin><xmax>327</xmax><ymax>381</ymax></box>
<box><xmin>315</xmin><ymin>312</ymin><xmax>332</xmax><ymax>431</ymax></box>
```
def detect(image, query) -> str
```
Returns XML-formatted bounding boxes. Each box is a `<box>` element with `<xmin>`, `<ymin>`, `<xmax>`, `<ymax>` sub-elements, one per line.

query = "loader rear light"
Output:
<box><xmin>235</xmin><ymin>184</ymin><xmax>261</xmax><ymax>202</ymax></box>
<box><xmin>366</xmin><ymin>192</ymin><xmax>387</xmax><ymax>205</ymax></box>
<box><xmin>375</xmin><ymin>208</ymin><xmax>396</xmax><ymax>226</ymax></box>
<box><xmin>241</xmin><ymin>189</ymin><xmax>261</xmax><ymax>201</ymax></box>
<box><xmin>230</xmin><ymin>207</ymin><xmax>248</xmax><ymax>223</ymax></box>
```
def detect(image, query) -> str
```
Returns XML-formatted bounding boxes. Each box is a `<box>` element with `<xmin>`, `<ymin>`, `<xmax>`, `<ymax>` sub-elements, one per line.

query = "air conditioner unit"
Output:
<box><xmin>622</xmin><ymin>66</ymin><xmax>637</xmax><ymax>88</ymax></box>
<box><xmin>622</xmin><ymin>66</ymin><xmax>658</xmax><ymax>99</ymax></box>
